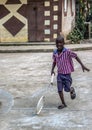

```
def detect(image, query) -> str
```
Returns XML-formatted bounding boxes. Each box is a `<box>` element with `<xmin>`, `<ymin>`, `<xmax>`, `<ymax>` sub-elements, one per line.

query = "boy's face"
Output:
<box><xmin>56</xmin><ymin>41</ymin><xmax>64</xmax><ymax>51</ymax></box>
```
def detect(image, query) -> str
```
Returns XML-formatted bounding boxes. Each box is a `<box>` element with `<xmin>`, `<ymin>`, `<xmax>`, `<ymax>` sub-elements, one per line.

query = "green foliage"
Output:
<box><xmin>76</xmin><ymin>15</ymin><xmax>85</xmax><ymax>35</ymax></box>
<box><xmin>67</xmin><ymin>26</ymin><xmax>83</xmax><ymax>44</ymax></box>
<box><xmin>67</xmin><ymin>0</ymin><xmax>86</xmax><ymax>43</ymax></box>
<box><xmin>67</xmin><ymin>15</ymin><xmax>85</xmax><ymax>43</ymax></box>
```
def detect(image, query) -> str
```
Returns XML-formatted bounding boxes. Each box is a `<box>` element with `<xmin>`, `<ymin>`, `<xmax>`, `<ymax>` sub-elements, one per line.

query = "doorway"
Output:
<box><xmin>27</xmin><ymin>0</ymin><xmax>62</xmax><ymax>42</ymax></box>
<box><xmin>27</xmin><ymin>1</ymin><xmax>44</xmax><ymax>41</ymax></box>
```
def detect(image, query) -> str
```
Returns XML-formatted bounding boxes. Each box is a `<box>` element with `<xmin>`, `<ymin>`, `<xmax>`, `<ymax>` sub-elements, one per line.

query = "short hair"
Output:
<box><xmin>56</xmin><ymin>35</ymin><xmax>65</xmax><ymax>45</ymax></box>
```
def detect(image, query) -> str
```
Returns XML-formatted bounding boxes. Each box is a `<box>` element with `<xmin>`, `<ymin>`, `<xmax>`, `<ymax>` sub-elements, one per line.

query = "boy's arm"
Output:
<box><xmin>51</xmin><ymin>62</ymin><xmax>56</xmax><ymax>75</ymax></box>
<box><xmin>75</xmin><ymin>56</ymin><xmax>90</xmax><ymax>72</ymax></box>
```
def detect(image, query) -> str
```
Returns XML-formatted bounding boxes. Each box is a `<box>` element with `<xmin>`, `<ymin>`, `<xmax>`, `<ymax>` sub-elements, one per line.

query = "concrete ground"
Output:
<box><xmin>0</xmin><ymin>50</ymin><xmax>92</xmax><ymax>130</ymax></box>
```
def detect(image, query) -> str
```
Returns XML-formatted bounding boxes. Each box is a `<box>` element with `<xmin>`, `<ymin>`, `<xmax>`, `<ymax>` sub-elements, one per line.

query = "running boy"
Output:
<box><xmin>51</xmin><ymin>35</ymin><xmax>90</xmax><ymax>109</ymax></box>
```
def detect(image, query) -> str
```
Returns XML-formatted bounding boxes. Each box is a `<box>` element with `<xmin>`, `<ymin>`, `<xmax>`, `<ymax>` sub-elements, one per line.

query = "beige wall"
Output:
<box><xmin>62</xmin><ymin>0</ymin><xmax>75</xmax><ymax>39</ymax></box>
<box><xmin>0</xmin><ymin>0</ymin><xmax>28</xmax><ymax>42</ymax></box>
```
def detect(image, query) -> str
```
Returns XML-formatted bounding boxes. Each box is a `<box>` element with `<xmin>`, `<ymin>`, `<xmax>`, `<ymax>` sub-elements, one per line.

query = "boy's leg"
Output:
<box><xmin>59</xmin><ymin>91</ymin><xmax>66</xmax><ymax>106</ymax></box>
<box><xmin>63</xmin><ymin>75</ymin><xmax>76</xmax><ymax>99</ymax></box>
<box><xmin>64</xmin><ymin>80</ymin><xmax>76</xmax><ymax>99</ymax></box>
<box><xmin>63</xmin><ymin>74</ymin><xmax>72</xmax><ymax>92</ymax></box>
<box><xmin>57</xmin><ymin>74</ymin><xmax>67</xmax><ymax>109</ymax></box>
<box><xmin>70</xmin><ymin>87</ymin><xmax>76</xmax><ymax>99</ymax></box>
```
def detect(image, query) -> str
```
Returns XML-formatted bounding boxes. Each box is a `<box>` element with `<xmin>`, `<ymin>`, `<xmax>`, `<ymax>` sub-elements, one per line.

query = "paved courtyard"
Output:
<box><xmin>0</xmin><ymin>50</ymin><xmax>92</xmax><ymax>130</ymax></box>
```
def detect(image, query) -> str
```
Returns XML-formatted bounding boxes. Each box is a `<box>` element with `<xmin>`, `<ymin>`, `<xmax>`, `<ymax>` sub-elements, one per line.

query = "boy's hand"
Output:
<box><xmin>82</xmin><ymin>65</ymin><xmax>90</xmax><ymax>72</ymax></box>
<box><xmin>51</xmin><ymin>70</ymin><xmax>55</xmax><ymax>75</ymax></box>
<box><xmin>51</xmin><ymin>71</ymin><xmax>55</xmax><ymax>75</ymax></box>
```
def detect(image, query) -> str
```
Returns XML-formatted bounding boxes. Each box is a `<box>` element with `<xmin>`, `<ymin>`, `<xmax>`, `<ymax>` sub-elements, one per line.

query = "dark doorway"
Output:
<box><xmin>27</xmin><ymin>1</ymin><xmax>44</xmax><ymax>41</ymax></box>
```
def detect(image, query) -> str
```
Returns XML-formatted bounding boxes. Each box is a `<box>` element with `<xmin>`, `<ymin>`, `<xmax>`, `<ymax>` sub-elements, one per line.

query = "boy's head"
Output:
<box><xmin>56</xmin><ymin>35</ymin><xmax>65</xmax><ymax>51</ymax></box>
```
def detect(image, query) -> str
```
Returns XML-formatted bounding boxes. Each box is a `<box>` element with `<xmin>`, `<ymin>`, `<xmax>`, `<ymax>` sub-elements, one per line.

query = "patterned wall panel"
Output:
<box><xmin>17</xmin><ymin>4</ymin><xmax>27</xmax><ymax>18</ymax></box>
<box><xmin>44</xmin><ymin>0</ymin><xmax>62</xmax><ymax>41</ymax></box>
<box><xmin>0</xmin><ymin>0</ymin><xmax>28</xmax><ymax>42</ymax></box>
<box><xmin>3</xmin><ymin>16</ymin><xmax>25</xmax><ymax>36</ymax></box>
<box><xmin>0</xmin><ymin>0</ymin><xmax>61</xmax><ymax>42</ymax></box>
<box><xmin>0</xmin><ymin>5</ymin><xmax>10</xmax><ymax>19</ymax></box>
<box><xmin>0</xmin><ymin>0</ymin><xmax>75</xmax><ymax>42</ymax></box>
<box><xmin>6</xmin><ymin>0</ymin><xmax>21</xmax><ymax>4</ymax></box>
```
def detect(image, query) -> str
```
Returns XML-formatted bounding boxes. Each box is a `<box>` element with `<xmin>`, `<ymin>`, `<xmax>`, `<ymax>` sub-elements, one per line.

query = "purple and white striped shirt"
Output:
<box><xmin>53</xmin><ymin>48</ymin><xmax>77</xmax><ymax>74</ymax></box>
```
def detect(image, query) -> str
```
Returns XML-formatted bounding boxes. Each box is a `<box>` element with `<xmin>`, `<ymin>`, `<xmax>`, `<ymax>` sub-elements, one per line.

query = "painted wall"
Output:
<box><xmin>0</xmin><ymin>0</ymin><xmax>28</xmax><ymax>42</ymax></box>
<box><xmin>0</xmin><ymin>0</ymin><xmax>76</xmax><ymax>42</ymax></box>
<box><xmin>62</xmin><ymin>0</ymin><xmax>75</xmax><ymax>39</ymax></box>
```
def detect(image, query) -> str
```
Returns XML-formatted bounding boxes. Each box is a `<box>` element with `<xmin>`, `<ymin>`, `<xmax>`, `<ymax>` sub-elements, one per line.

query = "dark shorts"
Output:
<box><xmin>57</xmin><ymin>73</ymin><xmax>72</xmax><ymax>92</ymax></box>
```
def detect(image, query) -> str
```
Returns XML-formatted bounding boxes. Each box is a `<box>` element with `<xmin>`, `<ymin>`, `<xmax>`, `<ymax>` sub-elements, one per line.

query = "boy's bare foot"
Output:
<box><xmin>70</xmin><ymin>87</ymin><xmax>76</xmax><ymax>100</ymax></box>
<box><xmin>58</xmin><ymin>104</ymin><xmax>67</xmax><ymax>109</ymax></box>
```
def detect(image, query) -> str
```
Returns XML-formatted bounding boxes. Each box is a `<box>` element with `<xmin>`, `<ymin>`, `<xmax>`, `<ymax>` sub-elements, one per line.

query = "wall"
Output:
<box><xmin>62</xmin><ymin>0</ymin><xmax>75</xmax><ymax>39</ymax></box>
<box><xmin>0</xmin><ymin>0</ymin><xmax>28</xmax><ymax>42</ymax></box>
<box><xmin>0</xmin><ymin>0</ymin><xmax>76</xmax><ymax>42</ymax></box>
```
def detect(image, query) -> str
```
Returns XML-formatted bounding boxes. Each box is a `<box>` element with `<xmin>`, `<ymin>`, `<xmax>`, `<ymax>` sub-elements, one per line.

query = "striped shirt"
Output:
<box><xmin>53</xmin><ymin>48</ymin><xmax>77</xmax><ymax>74</ymax></box>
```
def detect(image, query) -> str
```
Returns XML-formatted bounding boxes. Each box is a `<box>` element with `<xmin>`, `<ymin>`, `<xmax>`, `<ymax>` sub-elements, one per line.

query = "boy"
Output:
<box><xmin>51</xmin><ymin>35</ymin><xmax>90</xmax><ymax>109</ymax></box>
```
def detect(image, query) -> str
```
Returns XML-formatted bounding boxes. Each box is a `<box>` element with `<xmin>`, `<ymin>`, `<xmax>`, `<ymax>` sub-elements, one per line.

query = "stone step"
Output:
<box><xmin>0</xmin><ymin>42</ymin><xmax>92</xmax><ymax>53</ymax></box>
